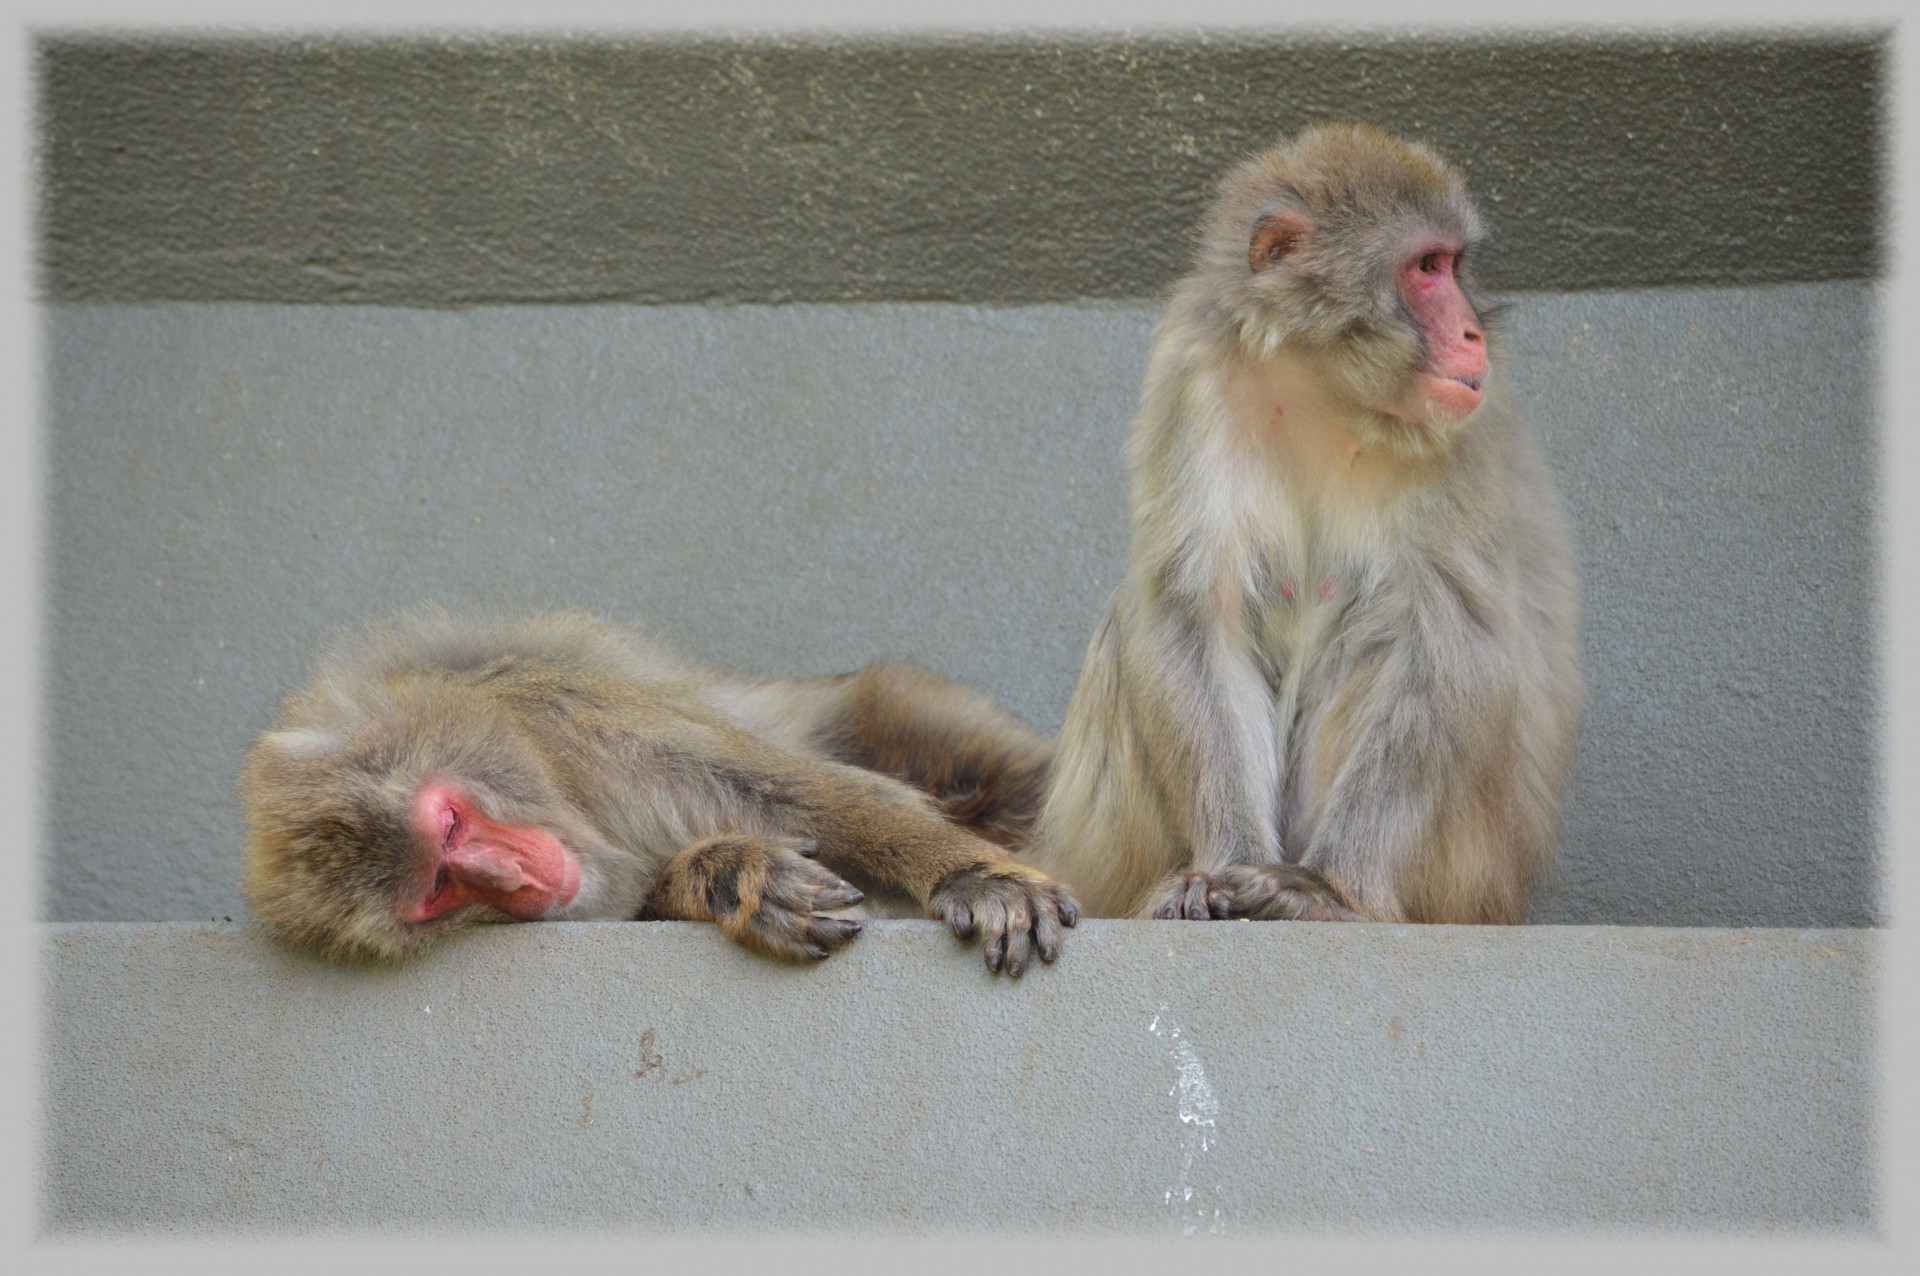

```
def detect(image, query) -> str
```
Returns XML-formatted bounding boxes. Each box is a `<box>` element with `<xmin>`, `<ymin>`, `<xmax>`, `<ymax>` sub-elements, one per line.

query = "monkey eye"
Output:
<box><xmin>417</xmin><ymin>865</ymin><xmax>452</xmax><ymax>917</ymax></box>
<box><xmin>1418</xmin><ymin>252</ymin><xmax>1443</xmax><ymax>274</ymax></box>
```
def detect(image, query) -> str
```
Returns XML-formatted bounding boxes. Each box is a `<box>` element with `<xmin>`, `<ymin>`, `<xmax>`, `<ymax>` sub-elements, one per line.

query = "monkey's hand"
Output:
<box><xmin>927</xmin><ymin>859</ymin><xmax>1080</xmax><ymax>978</ymax></box>
<box><xmin>1213</xmin><ymin>863</ymin><xmax>1365</xmax><ymax>922</ymax></box>
<box><xmin>641</xmin><ymin>835</ymin><xmax>867</xmax><ymax>962</ymax></box>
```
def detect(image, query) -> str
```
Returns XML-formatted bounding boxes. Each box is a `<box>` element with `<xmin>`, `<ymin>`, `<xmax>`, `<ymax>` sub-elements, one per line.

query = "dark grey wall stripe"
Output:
<box><xmin>37</xmin><ymin>32</ymin><xmax>1885</xmax><ymax>305</ymax></box>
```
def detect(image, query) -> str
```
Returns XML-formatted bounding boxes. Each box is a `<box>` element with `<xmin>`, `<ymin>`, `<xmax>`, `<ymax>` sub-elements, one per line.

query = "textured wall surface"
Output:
<box><xmin>36</xmin><ymin>33</ymin><xmax>1883</xmax><ymax>304</ymax></box>
<box><xmin>40</xmin><ymin>920</ymin><xmax>1876</xmax><ymax>1235</ymax></box>
<box><xmin>41</xmin><ymin>285</ymin><xmax>1879</xmax><ymax>928</ymax></box>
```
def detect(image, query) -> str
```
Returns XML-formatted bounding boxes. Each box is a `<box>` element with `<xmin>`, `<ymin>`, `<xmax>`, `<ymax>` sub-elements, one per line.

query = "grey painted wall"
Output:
<box><xmin>41</xmin><ymin>921</ymin><xmax>1875</xmax><ymax>1234</ymax></box>
<box><xmin>42</xmin><ymin>284</ymin><xmax>1879</xmax><ymax>928</ymax></box>
<box><xmin>37</xmin><ymin>33</ymin><xmax>1884</xmax><ymax>304</ymax></box>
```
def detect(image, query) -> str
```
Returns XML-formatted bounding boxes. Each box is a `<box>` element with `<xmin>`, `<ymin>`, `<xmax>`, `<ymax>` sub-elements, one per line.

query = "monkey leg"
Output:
<box><xmin>806</xmin><ymin>663</ymin><xmax>1052</xmax><ymax>850</ymax></box>
<box><xmin>638</xmin><ymin>834</ymin><xmax>867</xmax><ymax>962</ymax></box>
<box><xmin>1141</xmin><ymin>864</ymin><xmax>1365</xmax><ymax>922</ymax></box>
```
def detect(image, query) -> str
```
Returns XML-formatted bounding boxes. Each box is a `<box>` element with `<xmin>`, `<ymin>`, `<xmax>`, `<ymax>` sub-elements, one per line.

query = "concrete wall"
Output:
<box><xmin>41</xmin><ymin>921</ymin><xmax>1876</xmax><ymax>1234</ymax></box>
<box><xmin>42</xmin><ymin>284</ymin><xmax>1880</xmax><ymax>928</ymax></box>
<box><xmin>35</xmin><ymin>31</ymin><xmax>1885</xmax><ymax>929</ymax></box>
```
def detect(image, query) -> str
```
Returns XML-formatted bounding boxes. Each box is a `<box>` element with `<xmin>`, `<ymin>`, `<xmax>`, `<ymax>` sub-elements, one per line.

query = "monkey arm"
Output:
<box><xmin>1117</xmin><ymin>596</ymin><xmax>1294</xmax><ymax>921</ymax></box>
<box><xmin>779</xmin><ymin>760</ymin><xmax>1079</xmax><ymax>976</ymax></box>
<box><xmin>674</xmin><ymin>724</ymin><xmax>1078</xmax><ymax>976</ymax></box>
<box><xmin>1139</xmin><ymin>602</ymin><xmax>1284</xmax><ymax>874</ymax></box>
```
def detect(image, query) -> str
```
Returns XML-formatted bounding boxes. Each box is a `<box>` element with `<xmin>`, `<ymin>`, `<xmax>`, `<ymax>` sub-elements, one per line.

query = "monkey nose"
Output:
<box><xmin>447</xmin><ymin>844</ymin><xmax>530</xmax><ymax>894</ymax></box>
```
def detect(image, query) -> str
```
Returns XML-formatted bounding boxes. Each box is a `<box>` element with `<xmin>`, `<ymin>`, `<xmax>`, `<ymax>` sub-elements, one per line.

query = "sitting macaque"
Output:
<box><xmin>1023</xmin><ymin>122</ymin><xmax>1585</xmax><ymax>924</ymax></box>
<box><xmin>242</xmin><ymin>609</ymin><xmax>1075</xmax><ymax>975</ymax></box>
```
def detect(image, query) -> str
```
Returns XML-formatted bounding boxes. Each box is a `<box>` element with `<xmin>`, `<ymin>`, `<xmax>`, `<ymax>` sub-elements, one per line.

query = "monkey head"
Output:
<box><xmin>1199</xmin><ymin>121</ymin><xmax>1491</xmax><ymax>452</ymax></box>
<box><xmin>241</xmin><ymin>673</ymin><xmax>607</xmax><ymax>964</ymax></box>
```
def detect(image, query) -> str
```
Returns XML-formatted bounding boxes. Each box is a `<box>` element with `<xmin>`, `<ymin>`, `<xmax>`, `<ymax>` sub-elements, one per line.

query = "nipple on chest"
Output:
<box><xmin>1277</xmin><ymin>575</ymin><xmax>1341</xmax><ymax>604</ymax></box>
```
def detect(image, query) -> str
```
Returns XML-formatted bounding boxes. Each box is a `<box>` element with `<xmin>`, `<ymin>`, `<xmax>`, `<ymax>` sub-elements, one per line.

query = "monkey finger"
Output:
<box><xmin>1033</xmin><ymin>906</ymin><xmax>1063</xmax><ymax>963</ymax></box>
<box><xmin>1055</xmin><ymin>890</ymin><xmax>1081</xmax><ymax>927</ymax></box>
<box><xmin>809</xmin><ymin>881</ymin><xmax>865</xmax><ymax>912</ymax></box>
<box><xmin>731</xmin><ymin>894</ymin><xmax>862</xmax><ymax>962</ymax></box>
<box><xmin>978</xmin><ymin>913</ymin><xmax>1009</xmax><ymax>973</ymax></box>
<box><xmin>1001</xmin><ymin>910</ymin><xmax>1033</xmax><ymax>978</ymax></box>
<box><xmin>939</xmin><ymin>900</ymin><xmax>977</xmax><ymax>939</ymax></box>
<box><xmin>761</xmin><ymin>850</ymin><xmax>853</xmax><ymax>907</ymax></box>
<box><xmin>801</xmin><ymin>914</ymin><xmax>864</xmax><ymax>952</ymax></box>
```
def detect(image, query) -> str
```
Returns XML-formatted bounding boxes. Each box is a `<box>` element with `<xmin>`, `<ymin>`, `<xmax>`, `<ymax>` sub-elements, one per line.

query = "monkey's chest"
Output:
<box><xmin>1248</xmin><ymin>557</ymin><xmax>1358</xmax><ymax>694</ymax></box>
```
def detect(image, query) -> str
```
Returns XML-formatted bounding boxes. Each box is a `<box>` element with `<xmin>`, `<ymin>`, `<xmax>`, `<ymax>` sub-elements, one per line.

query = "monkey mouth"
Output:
<box><xmin>1452</xmin><ymin>375</ymin><xmax>1484</xmax><ymax>392</ymax></box>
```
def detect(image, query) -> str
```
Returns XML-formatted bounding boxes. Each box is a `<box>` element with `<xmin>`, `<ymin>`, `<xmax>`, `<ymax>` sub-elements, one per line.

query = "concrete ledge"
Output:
<box><xmin>40</xmin><ymin>921</ymin><xmax>1875</xmax><ymax>1234</ymax></box>
<box><xmin>36</xmin><ymin>32</ymin><xmax>1884</xmax><ymax>303</ymax></box>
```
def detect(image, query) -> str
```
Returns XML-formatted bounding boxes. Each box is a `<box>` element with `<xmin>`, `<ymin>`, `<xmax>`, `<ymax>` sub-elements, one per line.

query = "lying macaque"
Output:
<box><xmin>243</xmin><ymin>609</ymin><xmax>1075</xmax><ymax>975</ymax></box>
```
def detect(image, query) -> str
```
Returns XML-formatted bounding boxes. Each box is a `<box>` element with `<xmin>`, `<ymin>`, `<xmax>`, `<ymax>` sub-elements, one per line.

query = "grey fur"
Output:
<box><xmin>1023</xmin><ymin>123</ymin><xmax>1585</xmax><ymax>923</ymax></box>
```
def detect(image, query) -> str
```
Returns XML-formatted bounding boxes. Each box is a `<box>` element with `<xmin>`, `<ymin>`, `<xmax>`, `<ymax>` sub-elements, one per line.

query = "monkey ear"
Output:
<box><xmin>1249</xmin><ymin>212</ymin><xmax>1312</xmax><ymax>273</ymax></box>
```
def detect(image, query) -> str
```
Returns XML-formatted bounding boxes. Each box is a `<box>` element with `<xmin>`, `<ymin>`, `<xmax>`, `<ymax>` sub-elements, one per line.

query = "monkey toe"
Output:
<box><xmin>1147</xmin><ymin>872</ymin><xmax>1234</xmax><ymax>921</ymax></box>
<box><xmin>1215</xmin><ymin>864</ymin><xmax>1361</xmax><ymax>922</ymax></box>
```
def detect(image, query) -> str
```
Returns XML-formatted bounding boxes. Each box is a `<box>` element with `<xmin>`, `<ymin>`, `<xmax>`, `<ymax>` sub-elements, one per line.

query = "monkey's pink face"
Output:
<box><xmin>404</xmin><ymin>781</ymin><xmax>582</xmax><ymax>924</ymax></box>
<box><xmin>1377</xmin><ymin>242</ymin><xmax>1487</xmax><ymax>424</ymax></box>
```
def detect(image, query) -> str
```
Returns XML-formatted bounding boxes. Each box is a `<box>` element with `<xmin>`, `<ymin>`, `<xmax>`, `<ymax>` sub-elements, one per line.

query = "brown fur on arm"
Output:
<box><xmin>716</xmin><ymin>745</ymin><xmax>1079</xmax><ymax>976</ymax></box>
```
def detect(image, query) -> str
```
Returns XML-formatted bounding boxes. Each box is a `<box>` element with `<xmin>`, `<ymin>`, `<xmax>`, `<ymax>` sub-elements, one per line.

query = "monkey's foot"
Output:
<box><xmin>1213</xmin><ymin>864</ymin><xmax>1364</xmax><ymax>922</ymax></box>
<box><xmin>644</xmin><ymin>835</ymin><xmax>866</xmax><ymax>962</ymax></box>
<box><xmin>928</xmin><ymin>860</ymin><xmax>1080</xmax><ymax>978</ymax></box>
<box><xmin>1144</xmin><ymin>865</ymin><xmax>1364</xmax><ymax>921</ymax></box>
<box><xmin>1143</xmin><ymin>871</ymin><xmax>1235</xmax><ymax>921</ymax></box>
